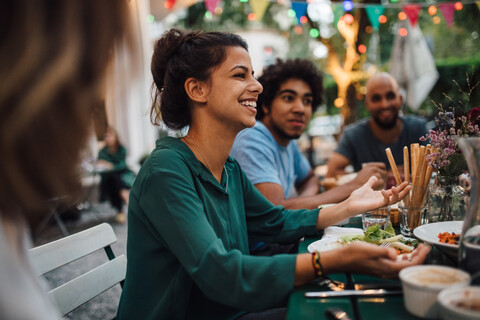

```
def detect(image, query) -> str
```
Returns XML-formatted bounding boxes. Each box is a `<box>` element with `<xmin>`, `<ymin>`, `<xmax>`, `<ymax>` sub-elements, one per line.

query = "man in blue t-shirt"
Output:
<box><xmin>230</xmin><ymin>59</ymin><xmax>387</xmax><ymax>254</ymax></box>
<box><xmin>326</xmin><ymin>72</ymin><xmax>428</xmax><ymax>184</ymax></box>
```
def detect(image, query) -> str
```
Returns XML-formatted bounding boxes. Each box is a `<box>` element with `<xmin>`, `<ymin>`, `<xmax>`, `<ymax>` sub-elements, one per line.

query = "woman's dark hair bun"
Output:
<box><xmin>151</xmin><ymin>28</ymin><xmax>197</xmax><ymax>89</ymax></box>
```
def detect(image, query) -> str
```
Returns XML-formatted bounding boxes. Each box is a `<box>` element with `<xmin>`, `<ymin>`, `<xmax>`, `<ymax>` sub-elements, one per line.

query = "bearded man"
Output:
<box><xmin>326</xmin><ymin>72</ymin><xmax>428</xmax><ymax>179</ymax></box>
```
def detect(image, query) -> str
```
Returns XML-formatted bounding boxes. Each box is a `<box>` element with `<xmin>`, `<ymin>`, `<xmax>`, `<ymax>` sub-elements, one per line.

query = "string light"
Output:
<box><xmin>428</xmin><ymin>5</ymin><xmax>437</xmax><ymax>15</ymax></box>
<box><xmin>164</xmin><ymin>0</ymin><xmax>174</xmax><ymax>9</ymax></box>
<box><xmin>147</xmin><ymin>15</ymin><xmax>155</xmax><ymax>23</ymax></box>
<box><xmin>379</xmin><ymin>15</ymin><xmax>387</xmax><ymax>23</ymax></box>
<box><xmin>455</xmin><ymin>2</ymin><xmax>463</xmax><ymax>10</ymax></box>
<box><xmin>398</xmin><ymin>11</ymin><xmax>407</xmax><ymax>20</ymax></box>
<box><xmin>248</xmin><ymin>13</ymin><xmax>256</xmax><ymax>21</ymax></box>
<box><xmin>433</xmin><ymin>16</ymin><xmax>441</xmax><ymax>23</ymax></box>
<box><xmin>365</xmin><ymin>25</ymin><xmax>373</xmax><ymax>33</ymax></box>
<box><xmin>343</xmin><ymin>0</ymin><xmax>353</xmax><ymax>11</ymax></box>
<box><xmin>214</xmin><ymin>7</ymin><xmax>223</xmax><ymax>15</ymax></box>
<box><xmin>300</xmin><ymin>16</ymin><xmax>308</xmax><ymax>24</ymax></box>
<box><xmin>399</xmin><ymin>27</ymin><xmax>408</xmax><ymax>36</ymax></box>
<box><xmin>334</xmin><ymin>98</ymin><xmax>344</xmax><ymax>108</ymax></box>
<box><xmin>343</xmin><ymin>13</ymin><xmax>354</xmax><ymax>24</ymax></box>
<box><xmin>309</xmin><ymin>28</ymin><xmax>320</xmax><ymax>38</ymax></box>
<box><xmin>358</xmin><ymin>44</ymin><xmax>367</xmax><ymax>53</ymax></box>
<box><xmin>294</xmin><ymin>25</ymin><xmax>303</xmax><ymax>34</ymax></box>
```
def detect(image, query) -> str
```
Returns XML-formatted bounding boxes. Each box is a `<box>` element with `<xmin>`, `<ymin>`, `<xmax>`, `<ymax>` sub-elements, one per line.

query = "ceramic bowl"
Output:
<box><xmin>399</xmin><ymin>265</ymin><xmax>471</xmax><ymax>319</ymax></box>
<box><xmin>438</xmin><ymin>286</ymin><xmax>480</xmax><ymax>320</ymax></box>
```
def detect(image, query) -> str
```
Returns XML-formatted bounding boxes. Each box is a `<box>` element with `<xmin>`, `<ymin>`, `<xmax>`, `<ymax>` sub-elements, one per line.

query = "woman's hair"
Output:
<box><xmin>150</xmin><ymin>28</ymin><xmax>248</xmax><ymax>130</ymax></box>
<box><xmin>0</xmin><ymin>0</ymin><xmax>132</xmax><ymax>223</ymax></box>
<box><xmin>256</xmin><ymin>58</ymin><xmax>324</xmax><ymax>120</ymax></box>
<box><xmin>105</xmin><ymin>126</ymin><xmax>122</xmax><ymax>150</ymax></box>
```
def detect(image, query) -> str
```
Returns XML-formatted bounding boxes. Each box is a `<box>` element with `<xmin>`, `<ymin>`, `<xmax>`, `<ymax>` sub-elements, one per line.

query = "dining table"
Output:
<box><xmin>286</xmin><ymin>216</ymin><xmax>457</xmax><ymax>320</ymax></box>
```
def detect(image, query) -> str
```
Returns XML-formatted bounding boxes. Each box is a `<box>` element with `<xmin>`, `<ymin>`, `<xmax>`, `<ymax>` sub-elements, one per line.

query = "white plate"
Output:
<box><xmin>308</xmin><ymin>226</ymin><xmax>364</xmax><ymax>252</ymax></box>
<box><xmin>413</xmin><ymin>221</ymin><xmax>463</xmax><ymax>258</ymax></box>
<box><xmin>308</xmin><ymin>226</ymin><xmax>416</xmax><ymax>261</ymax></box>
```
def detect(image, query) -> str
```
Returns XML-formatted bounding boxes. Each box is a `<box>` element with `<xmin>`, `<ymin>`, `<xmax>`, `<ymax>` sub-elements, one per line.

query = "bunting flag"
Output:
<box><xmin>204</xmin><ymin>0</ymin><xmax>220</xmax><ymax>14</ymax></box>
<box><xmin>402</xmin><ymin>4</ymin><xmax>421</xmax><ymax>26</ymax></box>
<box><xmin>291</xmin><ymin>2</ymin><xmax>308</xmax><ymax>24</ymax></box>
<box><xmin>390</xmin><ymin>20</ymin><xmax>439</xmax><ymax>111</ymax></box>
<box><xmin>249</xmin><ymin>0</ymin><xmax>270</xmax><ymax>21</ymax></box>
<box><xmin>165</xmin><ymin>0</ymin><xmax>176</xmax><ymax>10</ymax></box>
<box><xmin>365</xmin><ymin>5</ymin><xmax>385</xmax><ymax>30</ymax></box>
<box><xmin>439</xmin><ymin>3</ymin><xmax>456</xmax><ymax>27</ymax></box>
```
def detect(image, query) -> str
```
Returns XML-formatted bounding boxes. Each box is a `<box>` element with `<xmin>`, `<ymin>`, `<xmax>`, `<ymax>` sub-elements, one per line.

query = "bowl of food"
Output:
<box><xmin>413</xmin><ymin>221</ymin><xmax>463</xmax><ymax>259</ymax></box>
<box><xmin>399</xmin><ymin>265</ymin><xmax>471</xmax><ymax>319</ymax></box>
<box><xmin>438</xmin><ymin>286</ymin><xmax>480</xmax><ymax>320</ymax></box>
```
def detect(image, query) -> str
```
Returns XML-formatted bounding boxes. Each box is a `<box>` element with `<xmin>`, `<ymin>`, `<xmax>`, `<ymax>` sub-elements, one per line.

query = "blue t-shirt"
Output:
<box><xmin>230</xmin><ymin>122</ymin><xmax>311</xmax><ymax>199</ymax></box>
<box><xmin>335</xmin><ymin>115</ymin><xmax>428</xmax><ymax>172</ymax></box>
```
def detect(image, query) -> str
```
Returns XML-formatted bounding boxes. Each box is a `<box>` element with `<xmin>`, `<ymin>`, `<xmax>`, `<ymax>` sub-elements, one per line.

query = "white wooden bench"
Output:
<box><xmin>28</xmin><ymin>223</ymin><xmax>126</xmax><ymax>318</ymax></box>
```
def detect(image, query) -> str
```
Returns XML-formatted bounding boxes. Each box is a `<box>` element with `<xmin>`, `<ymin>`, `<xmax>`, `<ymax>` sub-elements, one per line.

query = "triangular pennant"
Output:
<box><xmin>365</xmin><ymin>5</ymin><xmax>385</xmax><ymax>31</ymax></box>
<box><xmin>291</xmin><ymin>2</ymin><xmax>308</xmax><ymax>24</ymax></box>
<box><xmin>402</xmin><ymin>4</ymin><xmax>421</xmax><ymax>26</ymax></box>
<box><xmin>332</xmin><ymin>5</ymin><xmax>344</xmax><ymax>27</ymax></box>
<box><xmin>249</xmin><ymin>0</ymin><xmax>270</xmax><ymax>21</ymax></box>
<box><xmin>439</xmin><ymin>3</ymin><xmax>456</xmax><ymax>27</ymax></box>
<box><xmin>165</xmin><ymin>0</ymin><xmax>176</xmax><ymax>10</ymax></box>
<box><xmin>204</xmin><ymin>0</ymin><xmax>220</xmax><ymax>14</ymax></box>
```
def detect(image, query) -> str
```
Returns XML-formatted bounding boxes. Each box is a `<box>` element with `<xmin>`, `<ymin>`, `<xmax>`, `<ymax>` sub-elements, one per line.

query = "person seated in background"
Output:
<box><xmin>0</xmin><ymin>1</ymin><xmax>132</xmax><ymax>319</ymax></box>
<box><xmin>97</xmin><ymin>126</ymin><xmax>135</xmax><ymax>223</ymax></box>
<box><xmin>230</xmin><ymin>59</ymin><xmax>387</xmax><ymax>254</ymax></box>
<box><xmin>116</xmin><ymin>29</ymin><xmax>429</xmax><ymax>320</ymax></box>
<box><xmin>326</xmin><ymin>72</ymin><xmax>428</xmax><ymax>185</ymax></box>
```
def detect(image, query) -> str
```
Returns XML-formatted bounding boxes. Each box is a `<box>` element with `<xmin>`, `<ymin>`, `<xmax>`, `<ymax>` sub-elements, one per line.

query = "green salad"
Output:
<box><xmin>340</xmin><ymin>223</ymin><xmax>419</xmax><ymax>253</ymax></box>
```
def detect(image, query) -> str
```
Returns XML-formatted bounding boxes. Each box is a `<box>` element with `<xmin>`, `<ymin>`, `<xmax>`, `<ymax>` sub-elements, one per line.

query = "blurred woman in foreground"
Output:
<box><xmin>117</xmin><ymin>28</ymin><xmax>430</xmax><ymax>320</ymax></box>
<box><xmin>0</xmin><ymin>1</ymin><xmax>132</xmax><ymax>318</ymax></box>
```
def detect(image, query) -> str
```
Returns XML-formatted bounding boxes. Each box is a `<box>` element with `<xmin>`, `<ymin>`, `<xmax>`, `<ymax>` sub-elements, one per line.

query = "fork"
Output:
<box><xmin>379</xmin><ymin>242</ymin><xmax>392</xmax><ymax>248</ymax></box>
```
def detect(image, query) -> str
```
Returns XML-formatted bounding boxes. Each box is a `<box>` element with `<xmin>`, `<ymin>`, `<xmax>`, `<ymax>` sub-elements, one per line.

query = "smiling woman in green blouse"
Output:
<box><xmin>116</xmin><ymin>28</ymin><xmax>430</xmax><ymax>320</ymax></box>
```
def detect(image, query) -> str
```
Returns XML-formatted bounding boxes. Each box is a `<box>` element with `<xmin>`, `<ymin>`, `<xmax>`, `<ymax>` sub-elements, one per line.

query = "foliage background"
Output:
<box><xmin>167</xmin><ymin>0</ymin><xmax>480</xmax><ymax>121</ymax></box>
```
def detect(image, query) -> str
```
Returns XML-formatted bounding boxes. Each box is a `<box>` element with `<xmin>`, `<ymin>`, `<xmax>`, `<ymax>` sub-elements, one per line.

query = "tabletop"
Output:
<box><xmin>286</xmin><ymin>216</ymin><xmax>456</xmax><ymax>320</ymax></box>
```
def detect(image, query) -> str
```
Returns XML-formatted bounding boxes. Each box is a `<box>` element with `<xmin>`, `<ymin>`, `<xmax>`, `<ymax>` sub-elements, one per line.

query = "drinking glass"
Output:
<box><xmin>398</xmin><ymin>199</ymin><xmax>427</xmax><ymax>237</ymax></box>
<box><xmin>362</xmin><ymin>207</ymin><xmax>391</xmax><ymax>231</ymax></box>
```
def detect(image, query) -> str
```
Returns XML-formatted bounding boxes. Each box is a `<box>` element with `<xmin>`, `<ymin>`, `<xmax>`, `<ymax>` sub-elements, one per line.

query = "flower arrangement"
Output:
<box><xmin>420</xmin><ymin>75</ymin><xmax>480</xmax><ymax>177</ymax></box>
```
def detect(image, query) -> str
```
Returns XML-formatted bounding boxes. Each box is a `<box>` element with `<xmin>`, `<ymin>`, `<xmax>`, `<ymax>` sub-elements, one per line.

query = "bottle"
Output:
<box><xmin>457</xmin><ymin>137</ymin><xmax>480</xmax><ymax>283</ymax></box>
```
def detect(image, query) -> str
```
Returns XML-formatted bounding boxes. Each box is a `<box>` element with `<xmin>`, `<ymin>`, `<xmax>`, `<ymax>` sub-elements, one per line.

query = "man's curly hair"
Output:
<box><xmin>256</xmin><ymin>58</ymin><xmax>323</xmax><ymax>120</ymax></box>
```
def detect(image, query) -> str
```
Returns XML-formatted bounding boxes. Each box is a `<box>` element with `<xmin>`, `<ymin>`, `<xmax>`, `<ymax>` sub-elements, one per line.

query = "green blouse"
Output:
<box><xmin>98</xmin><ymin>145</ymin><xmax>128</xmax><ymax>172</ymax></box>
<box><xmin>98</xmin><ymin>145</ymin><xmax>135</xmax><ymax>187</ymax></box>
<box><xmin>117</xmin><ymin>137</ymin><xmax>320</xmax><ymax>320</ymax></box>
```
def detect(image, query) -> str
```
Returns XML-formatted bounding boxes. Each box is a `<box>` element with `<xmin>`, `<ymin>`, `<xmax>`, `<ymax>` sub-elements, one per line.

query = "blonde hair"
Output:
<box><xmin>0</xmin><ymin>0</ymin><xmax>132</xmax><ymax>223</ymax></box>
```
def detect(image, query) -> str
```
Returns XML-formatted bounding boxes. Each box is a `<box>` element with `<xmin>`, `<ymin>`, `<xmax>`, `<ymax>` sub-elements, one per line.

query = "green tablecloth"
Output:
<box><xmin>286</xmin><ymin>216</ymin><xmax>455</xmax><ymax>320</ymax></box>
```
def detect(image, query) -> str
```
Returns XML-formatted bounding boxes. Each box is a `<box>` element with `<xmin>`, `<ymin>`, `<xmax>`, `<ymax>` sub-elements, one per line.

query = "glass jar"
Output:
<box><xmin>426</xmin><ymin>175</ymin><xmax>468</xmax><ymax>223</ymax></box>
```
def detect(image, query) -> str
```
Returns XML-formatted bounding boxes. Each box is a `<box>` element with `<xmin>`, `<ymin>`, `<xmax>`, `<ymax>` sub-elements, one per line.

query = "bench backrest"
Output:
<box><xmin>28</xmin><ymin>223</ymin><xmax>126</xmax><ymax>318</ymax></box>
